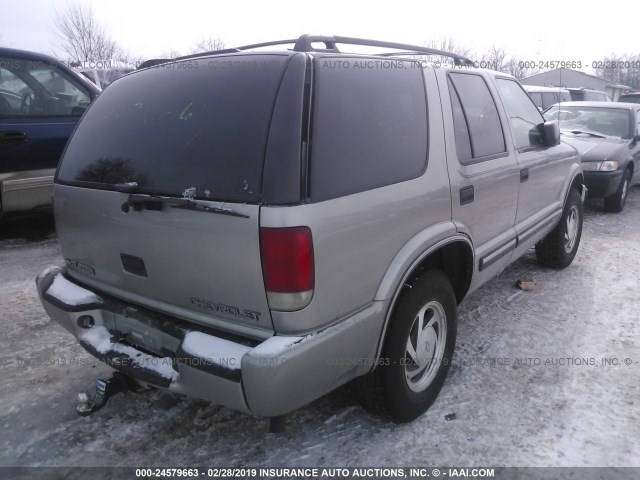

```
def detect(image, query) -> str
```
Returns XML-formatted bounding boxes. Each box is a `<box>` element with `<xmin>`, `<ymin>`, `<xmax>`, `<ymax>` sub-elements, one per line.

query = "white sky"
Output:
<box><xmin>1</xmin><ymin>0</ymin><xmax>637</xmax><ymax>72</ymax></box>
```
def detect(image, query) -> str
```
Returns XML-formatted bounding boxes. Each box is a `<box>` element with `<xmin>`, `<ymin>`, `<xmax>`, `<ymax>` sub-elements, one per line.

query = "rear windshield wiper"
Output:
<box><xmin>114</xmin><ymin>182</ymin><xmax>140</xmax><ymax>193</ymax></box>
<box><xmin>124</xmin><ymin>193</ymin><xmax>249</xmax><ymax>218</ymax></box>
<box><xmin>170</xmin><ymin>198</ymin><xmax>249</xmax><ymax>218</ymax></box>
<box><xmin>563</xmin><ymin>130</ymin><xmax>606</xmax><ymax>138</ymax></box>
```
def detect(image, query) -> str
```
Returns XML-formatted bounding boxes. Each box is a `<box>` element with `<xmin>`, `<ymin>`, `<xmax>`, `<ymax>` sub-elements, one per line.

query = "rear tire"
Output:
<box><xmin>535</xmin><ymin>188</ymin><xmax>583</xmax><ymax>269</ymax></box>
<box><xmin>604</xmin><ymin>168</ymin><xmax>631</xmax><ymax>213</ymax></box>
<box><xmin>357</xmin><ymin>270</ymin><xmax>457</xmax><ymax>423</ymax></box>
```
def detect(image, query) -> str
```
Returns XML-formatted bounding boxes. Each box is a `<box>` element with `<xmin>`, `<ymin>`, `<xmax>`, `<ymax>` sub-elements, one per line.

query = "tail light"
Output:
<box><xmin>260</xmin><ymin>227</ymin><xmax>314</xmax><ymax>311</ymax></box>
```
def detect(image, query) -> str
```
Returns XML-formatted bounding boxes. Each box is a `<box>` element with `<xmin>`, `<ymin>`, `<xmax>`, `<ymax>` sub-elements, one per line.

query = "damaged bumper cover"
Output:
<box><xmin>36</xmin><ymin>266</ymin><xmax>385</xmax><ymax>416</ymax></box>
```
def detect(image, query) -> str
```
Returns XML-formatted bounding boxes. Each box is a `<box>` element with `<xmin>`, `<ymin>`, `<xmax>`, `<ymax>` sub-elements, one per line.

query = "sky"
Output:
<box><xmin>0</xmin><ymin>0</ymin><xmax>637</xmax><ymax>72</ymax></box>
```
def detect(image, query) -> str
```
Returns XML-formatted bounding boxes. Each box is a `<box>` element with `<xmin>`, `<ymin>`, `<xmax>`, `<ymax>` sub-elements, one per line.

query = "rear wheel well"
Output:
<box><xmin>408</xmin><ymin>241</ymin><xmax>473</xmax><ymax>304</ymax></box>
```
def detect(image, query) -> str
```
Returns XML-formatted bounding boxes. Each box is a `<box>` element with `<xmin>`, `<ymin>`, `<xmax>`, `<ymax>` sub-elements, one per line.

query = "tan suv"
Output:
<box><xmin>36</xmin><ymin>35</ymin><xmax>585</xmax><ymax>426</ymax></box>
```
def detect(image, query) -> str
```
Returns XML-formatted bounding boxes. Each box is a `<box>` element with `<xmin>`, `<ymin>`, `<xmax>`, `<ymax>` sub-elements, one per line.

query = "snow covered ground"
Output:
<box><xmin>1</xmin><ymin>191</ymin><xmax>639</xmax><ymax>469</ymax></box>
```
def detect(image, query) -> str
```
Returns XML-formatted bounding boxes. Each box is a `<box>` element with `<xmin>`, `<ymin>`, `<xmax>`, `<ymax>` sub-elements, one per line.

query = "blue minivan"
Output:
<box><xmin>0</xmin><ymin>48</ymin><xmax>100</xmax><ymax>216</ymax></box>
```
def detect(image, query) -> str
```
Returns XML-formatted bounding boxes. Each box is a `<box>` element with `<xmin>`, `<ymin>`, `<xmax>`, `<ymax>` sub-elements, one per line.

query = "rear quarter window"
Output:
<box><xmin>447</xmin><ymin>72</ymin><xmax>506</xmax><ymax>163</ymax></box>
<box><xmin>57</xmin><ymin>55</ymin><xmax>290</xmax><ymax>203</ymax></box>
<box><xmin>569</xmin><ymin>91</ymin><xmax>584</xmax><ymax>101</ymax></box>
<box><xmin>309</xmin><ymin>57</ymin><xmax>428</xmax><ymax>201</ymax></box>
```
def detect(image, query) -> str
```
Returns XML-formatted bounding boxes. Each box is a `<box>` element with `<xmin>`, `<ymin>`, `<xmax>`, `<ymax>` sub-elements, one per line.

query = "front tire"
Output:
<box><xmin>604</xmin><ymin>168</ymin><xmax>631</xmax><ymax>213</ymax></box>
<box><xmin>535</xmin><ymin>188</ymin><xmax>583</xmax><ymax>269</ymax></box>
<box><xmin>357</xmin><ymin>270</ymin><xmax>457</xmax><ymax>423</ymax></box>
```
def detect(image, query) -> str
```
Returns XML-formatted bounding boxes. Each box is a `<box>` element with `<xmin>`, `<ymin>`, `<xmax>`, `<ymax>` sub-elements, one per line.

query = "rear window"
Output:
<box><xmin>309</xmin><ymin>57</ymin><xmax>428</xmax><ymax>201</ymax></box>
<box><xmin>57</xmin><ymin>55</ymin><xmax>290</xmax><ymax>203</ymax></box>
<box><xmin>568</xmin><ymin>90</ymin><xmax>584</xmax><ymax>101</ymax></box>
<box><xmin>541</xmin><ymin>92</ymin><xmax>558</xmax><ymax>110</ymax></box>
<box><xmin>619</xmin><ymin>95</ymin><xmax>640</xmax><ymax>104</ymax></box>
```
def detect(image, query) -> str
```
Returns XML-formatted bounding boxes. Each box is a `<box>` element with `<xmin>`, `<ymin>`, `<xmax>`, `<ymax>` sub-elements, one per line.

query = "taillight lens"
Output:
<box><xmin>260</xmin><ymin>227</ymin><xmax>314</xmax><ymax>311</ymax></box>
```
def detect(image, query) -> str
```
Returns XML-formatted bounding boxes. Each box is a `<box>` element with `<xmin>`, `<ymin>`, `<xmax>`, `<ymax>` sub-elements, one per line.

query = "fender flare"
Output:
<box><xmin>373</xmin><ymin>227</ymin><xmax>474</xmax><ymax>361</ymax></box>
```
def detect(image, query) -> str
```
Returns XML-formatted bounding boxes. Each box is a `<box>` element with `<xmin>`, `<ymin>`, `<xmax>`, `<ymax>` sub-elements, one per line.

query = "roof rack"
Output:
<box><xmin>177</xmin><ymin>34</ymin><xmax>475</xmax><ymax>66</ymax></box>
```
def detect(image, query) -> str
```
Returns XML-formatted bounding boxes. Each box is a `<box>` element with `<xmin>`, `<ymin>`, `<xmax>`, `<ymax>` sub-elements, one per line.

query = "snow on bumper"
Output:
<box><xmin>36</xmin><ymin>267</ymin><xmax>385</xmax><ymax>416</ymax></box>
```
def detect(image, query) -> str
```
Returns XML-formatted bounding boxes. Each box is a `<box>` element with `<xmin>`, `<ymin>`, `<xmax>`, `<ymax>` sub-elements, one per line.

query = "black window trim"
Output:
<box><xmin>447</xmin><ymin>71</ymin><xmax>509</xmax><ymax>166</ymax></box>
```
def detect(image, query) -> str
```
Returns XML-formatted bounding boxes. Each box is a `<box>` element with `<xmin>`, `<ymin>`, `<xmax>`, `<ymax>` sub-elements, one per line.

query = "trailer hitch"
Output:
<box><xmin>76</xmin><ymin>372</ymin><xmax>132</xmax><ymax>416</ymax></box>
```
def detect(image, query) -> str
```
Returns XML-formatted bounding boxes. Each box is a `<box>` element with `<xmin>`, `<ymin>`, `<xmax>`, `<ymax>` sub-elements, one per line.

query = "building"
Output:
<box><xmin>522</xmin><ymin>68</ymin><xmax>629</xmax><ymax>100</ymax></box>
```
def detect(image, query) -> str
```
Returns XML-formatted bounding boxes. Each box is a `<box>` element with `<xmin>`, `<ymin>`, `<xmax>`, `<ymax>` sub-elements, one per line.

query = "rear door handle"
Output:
<box><xmin>0</xmin><ymin>131</ymin><xmax>28</xmax><ymax>145</ymax></box>
<box><xmin>460</xmin><ymin>185</ymin><xmax>474</xmax><ymax>205</ymax></box>
<box><xmin>520</xmin><ymin>168</ymin><xmax>529</xmax><ymax>183</ymax></box>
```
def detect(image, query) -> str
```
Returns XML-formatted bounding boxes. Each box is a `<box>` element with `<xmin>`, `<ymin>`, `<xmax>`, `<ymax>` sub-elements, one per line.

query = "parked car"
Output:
<box><xmin>36</xmin><ymin>35</ymin><xmax>585</xmax><ymax>425</ymax></box>
<box><xmin>0</xmin><ymin>48</ymin><xmax>100</xmax><ymax>216</ymax></box>
<box><xmin>566</xmin><ymin>87</ymin><xmax>611</xmax><ymax>102</ymax></box>
<box><xmin>523</xmin><ymin>85</ymin><xmax>571</xmax><ymax>111</ymax></box>
<box><xmin>618</xmin><ymin>91</ymin><xmax>640</xmax><ymax>104</ymax></box>
<box><xmin>544</xmin><ymin>101</ymin><xmax>640</xmax><ymax>212</ymax></box>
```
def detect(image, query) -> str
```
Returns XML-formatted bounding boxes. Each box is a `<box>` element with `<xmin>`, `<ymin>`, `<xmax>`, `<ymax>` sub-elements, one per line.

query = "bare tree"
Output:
<box><xmin>191</xmin><ymin>36</ymin><xmax>226</xmax><ymax>54</ymax></box>
<box><xmin>54</xmin><ymin>4</ymin><xmax>121</xmax><ymax>62</ymax></box>
<box><xmin>594</xmin><ymin>53</ymin><xmax>640</xmax><ymax>89</ymax></box>
<box><xmin>158</xmin><ymin>49</ymin><xmax>184</xmax><ymax>59</ymax></box>
<box><xmin>424</xmin><ymin>37</ymin><xmax>472</xmax><ymax>58</ymax></box>
<box><xmin>411</xmin><ymin>37</ymin><xmax>472</xmax><ymax>65</ymax></box>
<box><xmin>511</xmin><ymin>59</ymin><xmax>543</xmax><ymax>81</ymax></box>
<box><xmin>476</xmin><ymin>45</ymin><xmax>541</xmax><ymax>80</ymax></box>
<box><xmin>480</xmin><ymin>45</ymin><xmax>509</xmax><ymax>72</ymax></box>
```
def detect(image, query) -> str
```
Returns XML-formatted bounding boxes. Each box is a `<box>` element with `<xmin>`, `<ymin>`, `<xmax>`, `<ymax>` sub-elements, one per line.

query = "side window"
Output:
<box><xmin>310</xmin><ymin>58</ymin><xmax>428</xmax><ymax>201</ymax></box>
<box><xmin>541</xmin><ymin>92</ymin><xmax>558</xmax><ymax>110</ymax></box>
<box><xmin>560</xmin><ymin>91</ymin><xmax>572</xmax><ymax>103</ymax></box>
<box><xmin>528</xmin><ymin>92</ymin><xmax>543</xmax><ymax>109</ymax></box>
<box><xmin>448</xmin><ymin>73</ymin><xmax>506</xmax><ymax>164</ymax></box>
<box><xmin>0</xmin><ymin>57</ymin><xmax>90</xmax><ymax>117</ymax></box>
<box><xmin>495</xmin><ymin>78</ymin><xmax>546</xmax><ymax>150</ymax></box>
<box><xmin>583</xmin><ymin>91</ymin><xmax>608</xmax><ymax>102</ymax></box>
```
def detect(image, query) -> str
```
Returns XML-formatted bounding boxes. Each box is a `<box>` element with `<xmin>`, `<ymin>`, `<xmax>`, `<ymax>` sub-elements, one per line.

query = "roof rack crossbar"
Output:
<box><xmin>175</xmin><ymin>35</ymin><xmax>475</xmax><ymax>66</ymax></box>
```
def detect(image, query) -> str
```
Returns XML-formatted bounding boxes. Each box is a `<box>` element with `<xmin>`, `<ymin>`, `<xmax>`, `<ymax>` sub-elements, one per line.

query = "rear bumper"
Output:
<box><xmin>36</xmin><ymin>267</ymin><xmax>385</xmax><ymax>417</ymax></box>
<box><xmin>584</xmin><ymin>170</ymin><xmax>622</xmax><ymax>198</ymax></box>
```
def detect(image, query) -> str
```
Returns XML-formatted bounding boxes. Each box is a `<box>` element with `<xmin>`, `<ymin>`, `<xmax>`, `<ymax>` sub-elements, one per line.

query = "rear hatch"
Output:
<box><xmin>54</xmin><ymin>54</ymin><xmax>296</xmax><ymax>335</ymax></box>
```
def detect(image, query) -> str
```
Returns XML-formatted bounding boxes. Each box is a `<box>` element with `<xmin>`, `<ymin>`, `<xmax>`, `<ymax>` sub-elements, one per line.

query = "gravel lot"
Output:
<box><xmin>1</xmin><ymin>190</ymin><xmax>639</xmax><ymax>469</ymax></box>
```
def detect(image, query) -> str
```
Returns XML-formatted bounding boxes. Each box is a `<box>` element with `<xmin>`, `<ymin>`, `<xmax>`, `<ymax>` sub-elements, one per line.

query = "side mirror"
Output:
<box><xmin>542</xmin><ymin>120</ymin><xmax>560</xmax><ymax>147</ymax></box>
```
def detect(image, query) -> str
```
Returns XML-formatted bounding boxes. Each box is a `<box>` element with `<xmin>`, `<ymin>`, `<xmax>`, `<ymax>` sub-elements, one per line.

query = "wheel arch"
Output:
<box><xmin>373</xmin><ymin>235</ymin><xmax>474</xmax><ymax>362</ymax></box>
<box><xmin>567</xmin><ymin>169</ymin><xmax>585</xmax><ymax>203</ymax></box>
